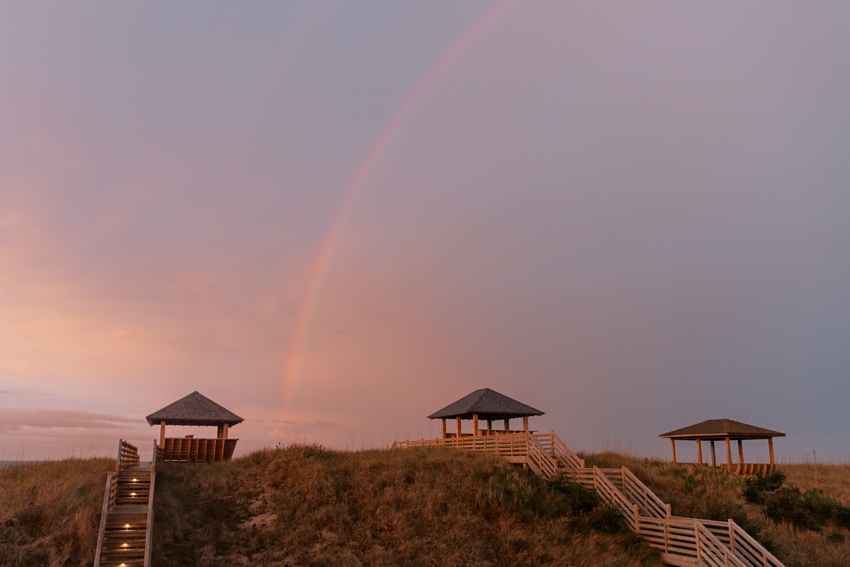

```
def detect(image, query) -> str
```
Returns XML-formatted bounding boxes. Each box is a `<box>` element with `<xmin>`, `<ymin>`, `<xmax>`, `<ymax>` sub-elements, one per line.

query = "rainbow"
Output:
<box><xmin>282</xmin><ymin>0</ymin><xmax>517</xmax><ymax>405</ymax></box>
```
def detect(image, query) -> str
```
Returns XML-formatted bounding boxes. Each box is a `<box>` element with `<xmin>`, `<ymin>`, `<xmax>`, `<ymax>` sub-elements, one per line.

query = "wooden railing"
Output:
<box><xmin>532</xmin><ymin>432</ymin><xmax>583</xmax><ymax>469</ymax></box>
<box><xmin>699</xmin><ymin>519</ymin><xmax>785</xmax><ymax>567</ymax></box>
<box><xmin>117</xmin><ymin>439</ymin><xmax>140</xmax><ymax>470</ymax></box>
<box><xmin>156</xmin><ymin>437</ymin><xmax>238</xmax><ymax>462</ymax></box>
<box><xmin>144</xmin><ymin>469</ymin><xmax>156</xmax><ymax>567</ymax></box>
<box><xmin>93</xmin><ymin>472</ymin><xmax>118</xmax><ymax>567</ymax></box>
<box><xmin>593</xmin><ymin>467</ymin><xmax>669</xmax><ymax>519</ymax></box>
<box><xmin>719</xmin><ymin>463</ymin><xmax>779</xmax><ymax>476</ymax></box>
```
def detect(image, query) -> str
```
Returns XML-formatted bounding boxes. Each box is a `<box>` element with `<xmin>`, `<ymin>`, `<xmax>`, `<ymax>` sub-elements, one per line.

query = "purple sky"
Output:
<box><xmin>2</xmin><ymin>1</ymin><xmax>849</xmax><ymax>462</ymax></box>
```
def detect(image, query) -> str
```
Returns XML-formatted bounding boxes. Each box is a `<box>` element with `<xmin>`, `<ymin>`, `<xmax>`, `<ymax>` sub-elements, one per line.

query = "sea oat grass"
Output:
<box><xmin>152</xmin><ymin>446</ymin><xmax>662</xmax><ymax>567</ymax></box>
<box><xmin>0</xmin><ymin>458</ymin><xmax>114</xmax><ymax>567</ymax></box>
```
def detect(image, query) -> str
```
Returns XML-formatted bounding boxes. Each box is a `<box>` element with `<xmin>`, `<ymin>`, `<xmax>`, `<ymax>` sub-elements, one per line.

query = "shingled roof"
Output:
<box><xmin>659</xmin><ymin>419</ymin><xmax>784</xmax><ymax>440</ymax></box>
<box><xmin>146</xmin><ymin>391</ymin><xmax>243</xmax><ymax>427</ymax></box>
<box><xmin>428</xmin><ymin>388</ymin><xmax>544</xmax><ymax>420</ymax></box>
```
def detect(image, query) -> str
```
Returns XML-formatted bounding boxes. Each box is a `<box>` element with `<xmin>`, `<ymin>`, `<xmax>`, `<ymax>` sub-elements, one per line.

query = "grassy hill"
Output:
<box><xmin>0</xmin><ymin>458</ymin><xmax>114</xmax><ymax>566</ymax></box>
<box><xmin>2</xmin><ymin>447</ymin><xmax>850</xmax><ymax>566</ymax></box>
<box><xmin>152</xmin><ymin>446</ymin><xmax>659</xmax><ymax>567</ymax></box>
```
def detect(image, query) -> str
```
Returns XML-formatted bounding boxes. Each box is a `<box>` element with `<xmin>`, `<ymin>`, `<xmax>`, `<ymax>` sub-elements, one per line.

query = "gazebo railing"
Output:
<box><xmin>157</xmin><ymin>437</ymin><xmax>237</xmax><ymax>462</ymax></box>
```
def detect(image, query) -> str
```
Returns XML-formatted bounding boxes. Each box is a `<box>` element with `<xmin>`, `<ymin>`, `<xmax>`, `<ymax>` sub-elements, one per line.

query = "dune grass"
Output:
<box><xmin>0</xmin><ymin>458</ymin><xmax>114</xmax><ymax>567</ymax></box>
<box><xmin>152</xmin><ymin>445</ymin><xmax>661</xmax><ymax>567</ymax></box>
<box><xmin>4</xmin><ymin>449</ymin><xmax>850</xmax><ymax>567</ymax></box>
<box><xmin>581</xmin><ymin>452</ymin><xmax>850</xmax><ymax>567</ymax></box>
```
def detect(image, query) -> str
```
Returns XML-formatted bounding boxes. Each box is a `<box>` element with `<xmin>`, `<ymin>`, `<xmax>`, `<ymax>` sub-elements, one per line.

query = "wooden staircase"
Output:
<box><xmin>394</xmin><ymin>431</ymin><xmax>785</xmax><ymax>567</ymax></box>
<box><xmin>94</xmin><ymin>440</ymin><xmax>156</xmax><ymax>567</ymax></box>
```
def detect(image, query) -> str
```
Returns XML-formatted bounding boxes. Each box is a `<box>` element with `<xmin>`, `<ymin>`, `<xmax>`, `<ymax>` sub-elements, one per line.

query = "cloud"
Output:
<box><xmin>0</xmin><ymin>407</ymin><xmax>138</xmax><ymax>432</ymax></box>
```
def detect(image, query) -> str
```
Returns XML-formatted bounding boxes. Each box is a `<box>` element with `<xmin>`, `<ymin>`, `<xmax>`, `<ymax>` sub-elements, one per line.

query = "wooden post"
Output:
<box><xmin>456</xmin><ymin>417</ymin><xmax>462</xmax><ymax>437</ymax></box>
<box><xmin>696</xmin><ymin>440</ymin><xmax>703</xmax><ymax>465</ymax></box>
<box><xmin>768</xmin><ymin>438</ymin><xmax>775</xmax><ymax>464</ymax></box>
<box><xmin>486</xmin><ymin>419</ymin><xmax>492</xmax><ymax>433</ymax></box>
<box><xmin>523</xmin><ymin>416</ymin><xmax>529</xmax><ymax>432</ymax></box>
<box><xmin>710</xmin><ymin>440</ymin><xmax>716</xmax><ymax>467</ymax></box>
<box><xmin>504</xmin><ymin>419</ymin><xmax>510</xmax><ymax>432</ymax></box>
<box><xmin>633</xmin><ymin>504</ymin><xmax>640</xmax><ymax>534</ymax></box>
<box><xmin>159</xmin><ymin>423</ymin><xmax>166</xmax><ymax>448</ymax></box>
<box><xmin>222</xmin><ymin>423</ymin><xmax>229</xmax><ymax>440</ymax></box>
<box><xmin>670</xmin><ymin>439</ymin><xmax>677</xmax><ymax>463</ymax></box>
<box><xmin>728</xmin><ymin>519</ymin><xmax>736</xmax><ymax>555</ymax></box>
<box><xmin>737</xmin><ymin>439</ymin><xmax>744</xmax><ymax>464</ymax></box>
<box><xmin>441</xmin><ymin>419</ymin><xmax>447</xmax><ymax>439</ymax></box>
<box><xmin>472</xmin><ymin>414</ymin><xmax>479</xmax><ymax>437</ymax></box>
<box><xmin>725</xmin><ymin>436</ymin><xmax>732</xmax><ymax>466</ymax></box>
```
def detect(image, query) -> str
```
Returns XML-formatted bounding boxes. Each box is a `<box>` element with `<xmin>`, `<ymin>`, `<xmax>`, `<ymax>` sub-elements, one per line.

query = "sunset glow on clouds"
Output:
<box><xmin>2</xmin><ymin>2</ymin><xmax>850</xmax><ymax>461</ymax></box>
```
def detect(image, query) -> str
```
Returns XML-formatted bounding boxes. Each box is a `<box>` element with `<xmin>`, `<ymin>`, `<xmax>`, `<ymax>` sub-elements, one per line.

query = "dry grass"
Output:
<box><xmin>0</xmin><ymin>458</ymin><xmax>114</xmax><ymax>567</ymax></box>
<box><xmin>781</xmin><ymin>464</ymin><xmax>850</xmax><ymax>505</ymax></box>
<box><xmin>6</xmin><ymin>449</ymin><xmax>848</xmax><ymax>567</ymax></box>
<box><xmin>581</xmin><ymin>452</ymin><xmax>850</xmax><ymax>567</ymax></box>
<box><xmin>152</xmin><ymin>445</ymin><xmax>662</xmax><ymax>567</ymax></box>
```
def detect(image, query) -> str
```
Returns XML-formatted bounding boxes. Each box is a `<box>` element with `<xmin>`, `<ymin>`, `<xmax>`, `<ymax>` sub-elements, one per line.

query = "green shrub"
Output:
<box><xmin>743</xmin><ymin>471</ymin><xmax>786</xmax><ymax>504</ymax></box>
<box><xmin>546</xmin><ymin>474</ymin><xmax>599</xmax><ymax>516</ymax></box>
<box><xmin>588</xmin><ymin>504</ymin><xmax>623</xmax><ymax>534</ymax></box>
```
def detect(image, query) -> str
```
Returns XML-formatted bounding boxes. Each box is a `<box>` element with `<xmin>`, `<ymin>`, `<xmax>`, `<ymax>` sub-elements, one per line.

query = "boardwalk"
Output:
<box><xmin>94</xmin><ymin>441</ymin><xmax>155</xmax><ymax>567</ymax></box>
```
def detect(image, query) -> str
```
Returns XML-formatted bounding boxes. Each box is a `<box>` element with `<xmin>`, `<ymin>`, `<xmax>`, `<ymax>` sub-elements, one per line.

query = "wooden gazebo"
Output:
<box><xmin>659</xmin><ymin>419</ymin><xmax>785</xmax><ymax>475</ymax></box>
<box><xmin>146</xmin><ymin>391</ymin><xmax>243</xmax><ymax>462</ymax></box>
<box><xmin>428</xmin><ymin>388</ymin><xmax>544</xmax><ymax>438</ymax></box>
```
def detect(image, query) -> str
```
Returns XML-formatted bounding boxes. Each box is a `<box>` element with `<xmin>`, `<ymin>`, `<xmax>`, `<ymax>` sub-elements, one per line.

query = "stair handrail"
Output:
<box><xmin>144</xmin><ymin>469</ymin><xmax>156</xmax><ymax>567</ymax></box>
<box><xmin>592</xmin><ymin>466</ymin><xmax>638</xmax><ymax>529</ymax></box>
<box><xmin>93</xmin><ymin>472</ymin><xmax>116</xmax><ymax>567</ymax></box>
<box><xmin>697</xmin><ymin>520</ymin><xmax>748</xmax><ymax>567</ymax></box>
<box><xmin>619</xmin><ymin>466</ymin><xmax>669</xmax><ymax>519</ymax></box>
<box><xmin>545</xmin><ymin>431</ymin><xmax>583</xmax><ymax>469</ymax></box>
<box><xmin>727</xmin><ymin>520</ymin><xmax>784</xmax><ymax>567</ymax></box>
<box><xmin>525</xmin><ymin>433</ymin><xmax>557</xmax><ymax>478</ymax></box>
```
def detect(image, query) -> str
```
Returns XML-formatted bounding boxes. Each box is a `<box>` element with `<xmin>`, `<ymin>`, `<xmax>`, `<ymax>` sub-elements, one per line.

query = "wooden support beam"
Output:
<box><xmin>503</xmin><ymin>419</ymin><xmax>510</xmax><ymax>432</ymax></box>
<box><xmin>486</xmin><ymin>419</ymin><xmax>492</xmax><ymax>432</ymax></box>
<box><xmin>222</xmin><ymin>423</ymin><xmax>229</xmax><ymax>440</ymax></box>
<box><xmin>696</xmin><ymin>440</ymin><xmax>703</xmax><ymax>465</ymax></box>
<box><xmin>710</xmin><ymin>440</ymin><xmax>716</xmax><ymax>467</ymax></box>
<box><xmin>472</xmin><ymin>414</ymin><xmax>479</xmax><ymax>437</ymax></box>
<box><xmin>670</xmin><ymin>439</ymin><xmax>677</xmax><ymax>463</ymax></box>
<box><xmin>441</xmin><ymin>419</ymin><xmax>447</xmax><ymax>439</ymax></box>
<box><xmin>738</xmin><ymin>439</ymin><xmax>745</xmax><ymax>464</ymax></box>
<box><xmin>523</xmin><ymin>416</ymin><xmax>529</xmax><ymax>432</ymax></box>
<box><xmin>456</xmin><ymin>417</ymin><xmax>462</xmax><ymax>437</ymax></box>
<box><xmin>159</xmin><ymin>423</ymin><xmax>166</xmax><ymax>448</ymax></box>
<box><xmin>726</xmin><ymin>437</ymin><xmax>732</xmax><ymax>466</ymax></box>
<box><xmin>768</xmin><ymin>438</ymin><xmax>775</xmax><ymax>464</ymax></box>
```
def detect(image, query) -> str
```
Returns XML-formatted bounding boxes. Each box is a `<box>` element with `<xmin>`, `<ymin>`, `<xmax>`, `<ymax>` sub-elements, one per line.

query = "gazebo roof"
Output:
<box><xmin>428</xmin><ymin>388</ymin><xmax>544</xmax><ymax>421</ymax></box>
<box><xmin>659</xmin><ymin>419</ymin><xmax>784</xmax><ymax>441</ymax></box>
<box><xmin>146</xmin><ymin>391</ymin><xmax>243</xmax><ymax>427</ymax></box>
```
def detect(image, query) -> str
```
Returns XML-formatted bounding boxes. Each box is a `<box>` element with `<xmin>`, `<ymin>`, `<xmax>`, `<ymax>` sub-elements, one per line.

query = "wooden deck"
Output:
<box><xmin>394</xmin><ymin>431</ymin><xmax>785</xmax><ymax>567</ymax></box>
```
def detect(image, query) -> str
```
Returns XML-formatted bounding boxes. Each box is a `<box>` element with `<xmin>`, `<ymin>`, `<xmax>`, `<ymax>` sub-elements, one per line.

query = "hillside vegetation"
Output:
<box><xmin>583</xmin><ymin>452</ymin><xmax>850</xmax><ymax>567</ymax></box>
<box><xmin>3</xmin><ymin>450</ymin><xmax>850</xmax><ymax>566</ymax></box>
<box><xmin>0</xmin><ymin>458</ymin><xmax>113</xmax><ymax>566</ymax></box>
<box><xmin>152</xmin><ymin>445</ymin><xmax>659</xmax><ymax>567</ymax></box>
